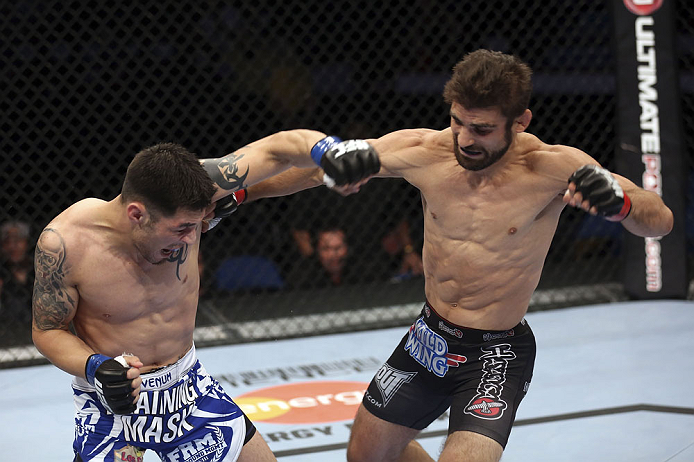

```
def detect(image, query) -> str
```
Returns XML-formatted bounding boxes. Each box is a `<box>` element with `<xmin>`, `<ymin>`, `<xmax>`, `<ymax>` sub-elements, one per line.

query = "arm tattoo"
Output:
<box><xmin>32</xmin><ymin>228</ymin><xmax>77</xmax><ymax>331</ymax></box>
<box><xmin>202</xmin><ymin>152</ymin><xmax>250</xmax><ymax>191</ymax></box>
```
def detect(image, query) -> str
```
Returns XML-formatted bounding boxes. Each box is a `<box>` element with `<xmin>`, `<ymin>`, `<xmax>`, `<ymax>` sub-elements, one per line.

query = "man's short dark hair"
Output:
<box><xmin>120</xmin><ymin>143</ymin><xmax>215</xmax><ymax>218</ymax></box>
<box><xmin>443</xmin><ymin>49</ymin><xmax>532</xmax><ymax>120</ymax></box>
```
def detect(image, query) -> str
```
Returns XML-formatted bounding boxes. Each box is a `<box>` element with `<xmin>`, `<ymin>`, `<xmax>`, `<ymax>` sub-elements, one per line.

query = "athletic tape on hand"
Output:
<box><xmin>323</xmin><ymin>173</ymin><xmax>336</xmax><ymax>188</ymax></box>
<box><xmin>206</xmin><ymin>217</ymin><xmax>222</xmax><ymax>230</ymax></box>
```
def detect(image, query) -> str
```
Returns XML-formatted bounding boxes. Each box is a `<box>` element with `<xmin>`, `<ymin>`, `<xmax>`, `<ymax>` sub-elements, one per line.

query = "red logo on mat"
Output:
<box><xmin>623</xmin><ymin>0</ymin><xmax>663</xmax><ymax>15</ymax></box>
<box><xmin>235</xmin><ymin>381</ymin><xmax>368</xmax><ymax>424</ymax></box>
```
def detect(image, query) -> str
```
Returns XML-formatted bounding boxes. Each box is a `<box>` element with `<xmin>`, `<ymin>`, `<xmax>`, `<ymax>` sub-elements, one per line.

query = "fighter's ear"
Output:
<box><xmin>126</xmin><ymin>202</ymin><xmax>148</xmax><ymax>225</ymax></box>
<box><xmin>514</xmin><ymin>109</ymin><xmax>532</xmax><ymax>133</ymax></box>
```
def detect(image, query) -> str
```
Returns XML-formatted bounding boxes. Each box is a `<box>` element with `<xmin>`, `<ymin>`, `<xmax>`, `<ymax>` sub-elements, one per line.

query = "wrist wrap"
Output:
<box><xmin>605</xmin><ymin>193</ymin><xmax>632</xmax><ymax>222</ymax></box>
<box><xmin>233</xmin><ymin>188</ymin><xmax>246</xmax><ymax>205</ymax></box>
<box><xmin>311</xmin><ymin>136</ymin><xmax>343</xmax><ymax>166</ymax></box>
<box><xmin>85</xmin><ymin>354</ymin><xmax>111</xmax><ymax>385</ymax></box>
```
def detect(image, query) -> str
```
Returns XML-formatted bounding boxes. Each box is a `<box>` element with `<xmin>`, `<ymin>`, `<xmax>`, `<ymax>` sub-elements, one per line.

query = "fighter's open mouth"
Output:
<box><xmin>461</xmin><ymin>149</ymin><xmax>483</xmax><ymax>157</ymax></box>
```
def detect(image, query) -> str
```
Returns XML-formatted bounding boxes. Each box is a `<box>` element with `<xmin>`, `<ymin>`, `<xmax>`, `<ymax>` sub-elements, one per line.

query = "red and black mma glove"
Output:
<box><xmin>310</xmin><ymin>136</ymin><xmax>381</xmax><ymax>186</ymax></box>
<box><xmin>206</xmin><ymin>189</ymin><xmax>246</xmax><ymax>231</ymax></box>
<box><xmin>568</xmin><ymin>165</ymin><xmax>632</xmax><ymax>222</ymax></box>
<box><xmin>85</xmin><ymin>354</ymin><xmax>137</xmax><ymax>415</ymax></box>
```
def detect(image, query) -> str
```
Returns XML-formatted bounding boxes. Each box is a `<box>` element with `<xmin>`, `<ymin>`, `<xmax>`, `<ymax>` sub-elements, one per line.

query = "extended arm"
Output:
<box><xmin>245</xmin><ymin>167</ymin><xmax>325</xmax><ymax>202</ymax></box>
<box><xmin>202</xmin><ymin>130</ymin><xmax>379</xmax><ymax>202</ymax></box>
<box><xmin>223</xmin><ymin>128</ymin><xmax>433</xmax><ymax>203</ymax></box>
<box><xmin>242</xmin><ymin>129</ymin><xmax>431</xmax><ymax>201</ymax></box>
<box><xmin>202</xmin><ymin>129</ymin><xmax>326</xmax><ymax>201</ymax></box>
<box><xmin>201</xmin><ymin>131</ymin><xmax>380</xmax><ymax>231</ymax></box>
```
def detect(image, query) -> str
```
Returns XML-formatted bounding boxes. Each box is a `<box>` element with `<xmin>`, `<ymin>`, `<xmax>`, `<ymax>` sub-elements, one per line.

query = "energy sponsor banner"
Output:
<box><xmin>216</xmin><ymin>358</ymin><xmax>449</xmax><ymax>454</ymax></box>
<box><xmin>235</xmin><ymin>381</ymin><xmax>367</xmax><ymax>424</ymax></box>
<box><xmin>613</xmin><ymin>0</ymin><xmax>687</xmax><ymax>298</ymax></box>
<box><xmin>197</xmin><ymin>326</ymin><xmax>451</xmax><ymax>455</ymax></box>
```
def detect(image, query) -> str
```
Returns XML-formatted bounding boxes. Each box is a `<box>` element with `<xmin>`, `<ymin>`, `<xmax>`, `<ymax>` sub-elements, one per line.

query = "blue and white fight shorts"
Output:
<box><xmin>72</xmin><ymin>345</ymin><xmax>255</xmax><ymax>461</ymax></box>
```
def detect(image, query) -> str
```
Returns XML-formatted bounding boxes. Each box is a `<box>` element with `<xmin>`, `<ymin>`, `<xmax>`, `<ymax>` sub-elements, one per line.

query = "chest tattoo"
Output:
<box><xmin>166</xmin><ymin>244</ymin><xmax>189</xmax><ymax>281</ymax></box>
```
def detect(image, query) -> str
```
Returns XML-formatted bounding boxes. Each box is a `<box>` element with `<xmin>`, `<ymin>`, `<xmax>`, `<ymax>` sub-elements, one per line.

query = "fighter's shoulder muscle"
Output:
<box><xmin>522</xmin><ymin>135</ymin><xmax>599</xmax><ymax>186</ymax></box>
<box><xmin>368</xmin><ymin>128</ymin><xmax>449</xmax><ymax>177</ymax></box>
<box><xmin>40</xmin><ymin>198</ymin><xmax>107</xmax><ymax>265</ymax></box>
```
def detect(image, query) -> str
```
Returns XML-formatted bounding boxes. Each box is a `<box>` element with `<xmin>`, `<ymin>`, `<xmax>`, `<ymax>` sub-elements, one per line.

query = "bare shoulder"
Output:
<box><xmin>50</xmin><ymin>198</ymin><xmax>107</xmax><ymax>228</ymax></box>
<box><xmin>370</xmin><ymin>127</ymin><xmax>447</xmax><ymax>151</ymax></box>
<box><xmin>39</xmin><ymin>198</ymin><xmax>109</xmax><ymax>261</ymax></box>
<box><xmin>521</xmin><ymin>134</ymin><xmax>599</xmax><ymax>181</ymax></box>
<box><xmin>369</xmin><ymin>128</ymin><xmax>451</xmax><ymax>177</ymax></box>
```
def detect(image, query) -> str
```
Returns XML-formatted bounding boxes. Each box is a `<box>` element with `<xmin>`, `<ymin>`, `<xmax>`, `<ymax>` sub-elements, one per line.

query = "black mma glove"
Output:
<box><xmin>207</xmin><ymin>189</ymin><xmax>246</xmax><ymax>231</ymax></box>
<box><xmin>568</xmin><ymin>165</ymin><xmax>632</xmax><ymax>222</ymax></box>
<box><xmin>85</xmin><ymin>354</ymin><xmax>137</xmax><ymax>414</ymax></box>
<box><xmin>310</xmin><ymin>136</ymin><xmax>381</xmax><ymax>186</ymax></box>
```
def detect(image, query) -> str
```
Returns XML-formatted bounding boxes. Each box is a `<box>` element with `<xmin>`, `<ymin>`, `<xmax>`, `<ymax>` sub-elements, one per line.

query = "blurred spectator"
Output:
<box><xmin>275</xmin><ymin>179</ymin><xmax>425</xmax><ymax>288</ymax></box>
<box><xmin>315</xmin><ymin>228</ymin><xmax>354</xmax><ymax>286</ymax></box>
<box><xmin>287</xmin><ymin>226</ymin><xmax>361</xmax><ymax>288</ymax></box>
<box><xmin>380</xmin><ymin>219</ymin><xmax>424</xmax><ymax>281</ymax></box>
<box><xmin>287</xmin><ymin>218</ymin><xmax>423</xmax><ymax>287</ymax></box>
<box><xmin>291</xmin><ymin>229</ymin><xmax>314</xmax><ymax>258</ymax></box>
<box><xmin>0</xmin><ymin>220</ymin><xmax>34</xmax><ymax>344</ymax></box>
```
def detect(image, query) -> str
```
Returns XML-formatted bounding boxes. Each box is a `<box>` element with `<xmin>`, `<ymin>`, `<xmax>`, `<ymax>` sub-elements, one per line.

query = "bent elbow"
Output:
<box><xmin>32</xmin><ymin>325</ymin><xmax>46</xmax><ymax>349</ymax></box>
<box><xmin>650</xmin><ymin>208</ymin><xmax>674</xmax><ymax>238</ymax></box>
<box><xmin>662</xmin><ymin>209</ymin><xmax>674</xmax><ymax>236</ymax></box>
<box><xmin>31</xmin><ymin>328</ymin><xmax>45</xmax><ymax>357</ymax></box>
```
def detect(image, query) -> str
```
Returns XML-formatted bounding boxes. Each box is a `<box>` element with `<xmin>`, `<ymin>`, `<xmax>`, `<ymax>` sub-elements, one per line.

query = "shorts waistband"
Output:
<box><xmin>138</xmin><ymin>344</ymin><xmax>198</xmax><ymax>390</ymax></box>
<box><xmin>72</xmin><ymin>344</ymin><xmax>198</xmax><ymax>392</ymax></box>
<box><xmin>421</xmin><ymin>301</ymin><xmax>530</xmax><ymax>344</ymax></box>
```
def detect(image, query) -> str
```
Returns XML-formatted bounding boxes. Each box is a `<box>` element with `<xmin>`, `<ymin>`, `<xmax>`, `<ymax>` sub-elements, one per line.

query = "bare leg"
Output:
<box><xmin>237</xmin><ymin>431</ymin><xmax>277</xmax><ymax>462</ymax></box>
<box><xmin>397</xmin><ymin>440</ymin><xmax>435</xmax><ymax>462</ymax></box>
<box><xmin>347</xmin><ymin>404</ymin><xmax>434</xmax><ymax>462</ymax></box>
<box><xmin>438</xmin><ymin>430</ymin><xmax>503</xmax><ymax>462</ymax></box>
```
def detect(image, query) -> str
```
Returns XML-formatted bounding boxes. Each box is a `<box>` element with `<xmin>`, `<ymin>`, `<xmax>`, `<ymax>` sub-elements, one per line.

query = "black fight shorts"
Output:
<box><xmin>362</xmin><ymin>301</ymin><xmax>536</xmax><ymax>448</ymax></box>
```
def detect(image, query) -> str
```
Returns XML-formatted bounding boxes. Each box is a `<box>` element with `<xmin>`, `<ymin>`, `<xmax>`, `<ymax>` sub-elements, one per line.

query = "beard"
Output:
<box><xmin>453</xmin><ymin>123</ymin><xmax>513</xmax><ymax>171</ymax></box>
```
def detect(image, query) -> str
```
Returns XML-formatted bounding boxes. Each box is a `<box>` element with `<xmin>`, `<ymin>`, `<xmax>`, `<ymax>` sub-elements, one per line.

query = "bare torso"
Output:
<box><xmin>50</xmin><ymin>198</ymin><xmax>200</xmax><ymax>370</ymax></box>
<box><xmin>372</xmin><ymin>129</ymin><xmax>589</xmax><ymax>329</ymax></box>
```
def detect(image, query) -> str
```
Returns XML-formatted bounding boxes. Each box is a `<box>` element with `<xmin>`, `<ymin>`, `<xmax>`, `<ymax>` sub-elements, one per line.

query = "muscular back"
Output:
<box><xmin>371</xmin><ymin>129</ymin><xmax>589</xmax><ymax>329</ymax></box>
<box><xmin>33</xmin><ymin>198</ymin><xmax>201</xmax><ymax>368</ymax></box>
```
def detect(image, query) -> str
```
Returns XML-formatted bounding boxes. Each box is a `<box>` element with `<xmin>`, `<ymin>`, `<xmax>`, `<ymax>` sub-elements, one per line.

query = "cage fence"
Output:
<box><xmin>1</xmin><ymin>0</ymin><xmax>692</xmax><ymax>367</ymax></box>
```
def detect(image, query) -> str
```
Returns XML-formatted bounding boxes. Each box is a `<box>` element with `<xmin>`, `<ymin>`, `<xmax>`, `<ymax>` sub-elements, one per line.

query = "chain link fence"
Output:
<box><xmin>1</xmin><ymin>0</ymin><xmax>692</xmax><ymax>366</ymax></box>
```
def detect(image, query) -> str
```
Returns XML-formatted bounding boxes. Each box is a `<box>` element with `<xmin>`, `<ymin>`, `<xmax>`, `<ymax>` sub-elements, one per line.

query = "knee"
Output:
<box><xmin>346</xmin><ymin>438</ymin><xmax>365</xmax><ymax>462</ymax></box>
<box><xmin>348</xmin><ymin>439</ymin><xmax>408</xmax><ymax>462</ymax></box>
<box><xmin>346</xmin><ymin>437</ymin><xmax>380</xmax><ymax>462</ymax></box>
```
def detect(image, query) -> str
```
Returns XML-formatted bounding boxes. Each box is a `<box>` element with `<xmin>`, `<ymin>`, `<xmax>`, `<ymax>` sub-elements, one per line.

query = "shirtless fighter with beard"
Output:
<box><xmin>242</xmin><ymin>49</ymin><xmax>673</xmax><ymax>462</ymax></box>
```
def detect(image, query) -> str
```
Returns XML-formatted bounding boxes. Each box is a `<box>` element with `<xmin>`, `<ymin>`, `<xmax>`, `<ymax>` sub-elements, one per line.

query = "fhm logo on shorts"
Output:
<box><xmin>464</xmin><ymin>343</ymin><xmax>516</xmax><ymax>420</ymax></box>
<box><xmin>404</xmin><ymin>318</ymin><xmax>466</xmax><ymax>377</ymax></box>
<box><xmin>374</xmin><ymin>363</ymin><xmax>416</xmax><ymax>407</ymax></box>
<box><xmin>163</xmin><ymin>425</ymin><xmax>227</xmax><ymax>462</ymax></box>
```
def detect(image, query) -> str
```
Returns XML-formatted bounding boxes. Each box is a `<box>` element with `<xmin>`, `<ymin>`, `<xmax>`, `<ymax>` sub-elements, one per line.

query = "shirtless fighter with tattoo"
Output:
<box><xmin>31</xmin><ymin>130</ymin><xmax>379</xmax><ymax>461</ymax></box>
<box><xmin>243</xmin><ymin>50</ymin><xmax>674</xmax><ymax>461</ymax></box>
